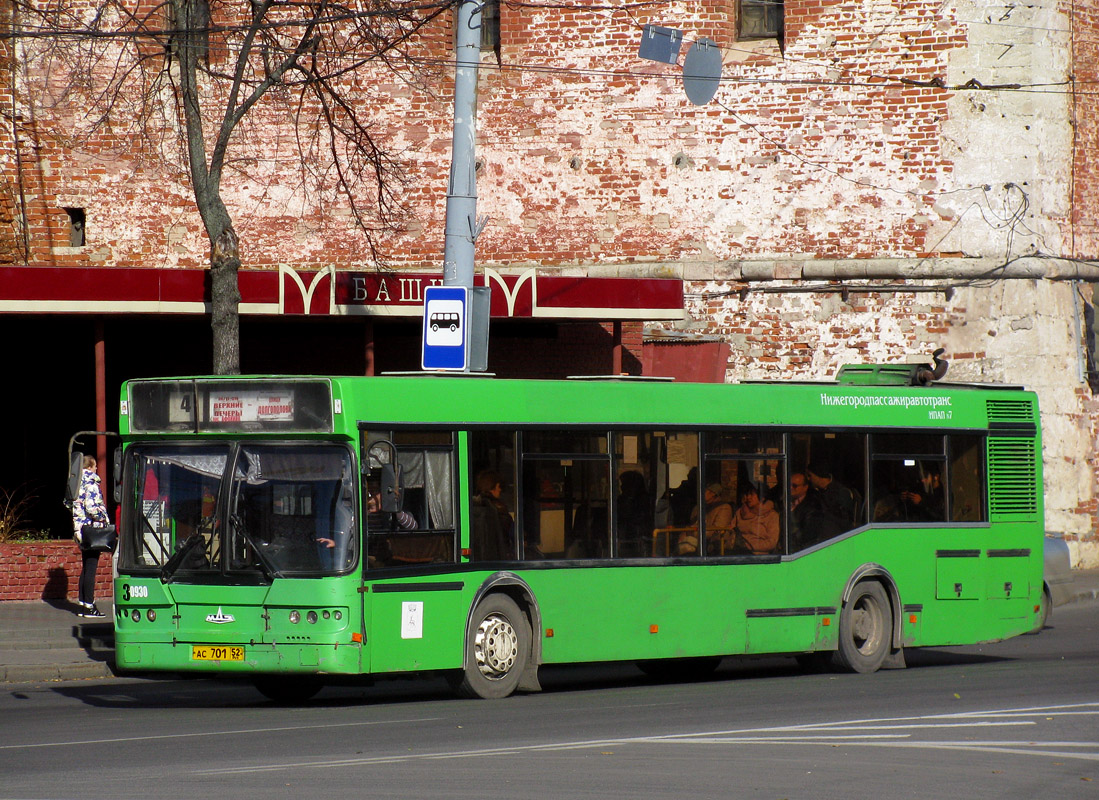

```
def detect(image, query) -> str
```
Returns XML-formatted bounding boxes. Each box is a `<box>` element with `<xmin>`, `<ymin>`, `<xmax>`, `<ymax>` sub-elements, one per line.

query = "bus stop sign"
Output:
<box><xmin>421</xmin><ymin>286</ymin><xmax>470</xmax><ymax>371</ymax></box>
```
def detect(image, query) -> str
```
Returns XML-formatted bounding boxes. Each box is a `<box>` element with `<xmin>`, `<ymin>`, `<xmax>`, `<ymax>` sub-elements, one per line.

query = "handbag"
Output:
<box><xmin>81</xmin><ymin>523</ymin><xmax>117</xmax><ymax>553</ymax></box>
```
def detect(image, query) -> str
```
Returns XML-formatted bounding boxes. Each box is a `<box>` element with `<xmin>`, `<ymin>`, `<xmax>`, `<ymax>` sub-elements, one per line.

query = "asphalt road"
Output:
<box><xmin>2</xmin><ymin>602</ymin><xmax>1096</xmax><ymax>800</ymax></box>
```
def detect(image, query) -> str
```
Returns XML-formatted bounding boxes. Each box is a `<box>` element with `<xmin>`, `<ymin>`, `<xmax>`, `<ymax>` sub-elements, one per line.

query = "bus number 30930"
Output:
<box><xmin>122</xmin><ymin>584</ymin><xmax>149</xmax><ymax>601</ymax></box>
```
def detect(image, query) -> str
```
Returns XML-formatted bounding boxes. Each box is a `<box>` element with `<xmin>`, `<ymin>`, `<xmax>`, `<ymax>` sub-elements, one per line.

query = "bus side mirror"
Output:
<box><xmin>113</xmin><ymin>445</ymin><xmax>123</xmax><ymax>504</ymax></box>
<box><xmin>65</xmin><ymin>452</ymin><xmax>82</xmax><ymax>509</ymax></box>
<box><xmin>379</xmin><ymin>464</ymin><xmax>402</xmax><ymax>513</ymax></box>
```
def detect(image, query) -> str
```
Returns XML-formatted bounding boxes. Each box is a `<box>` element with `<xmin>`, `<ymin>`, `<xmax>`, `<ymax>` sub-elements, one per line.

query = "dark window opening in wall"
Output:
<box><xmin>64</xmin><ymin>208</ymin><xmax>85</xmax><ymax>247</ymax></box>
<box><xmin>739</xmin><ymin>0</ymin><xmax>783</xmax><ymax>41</ymax></box>
<box><xmin>480</xmin><ymin>0</ymin><xmax>500</xmax><ymax>52</ymax></box>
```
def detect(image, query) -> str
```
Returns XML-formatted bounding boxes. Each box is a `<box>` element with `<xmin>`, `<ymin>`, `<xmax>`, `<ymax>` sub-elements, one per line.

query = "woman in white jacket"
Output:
<box><xmin>72</xmin><ymin>456</ymin><xmax>109</xmax><ymax>618</ymax></box>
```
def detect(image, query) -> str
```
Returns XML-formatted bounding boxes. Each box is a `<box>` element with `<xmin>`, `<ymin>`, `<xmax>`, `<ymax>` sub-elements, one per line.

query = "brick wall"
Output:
<box><xmin>1069</xmin><ymin>0</ymin><xmax>1099</xmax><ymax>257</ymax></box>
<box><xmin>0</xmin><ymin>543</ymin><xmax>113</xmax><ymax>602</ymax></box>
<box><xmin>0</xmin><ymin>0</ymin><xmax>1032</xmax><ymax>271</ymax></box>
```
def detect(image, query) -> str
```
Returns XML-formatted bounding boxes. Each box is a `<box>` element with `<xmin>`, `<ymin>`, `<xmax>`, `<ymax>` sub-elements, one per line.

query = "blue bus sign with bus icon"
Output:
<box><xmin>422</xmin><ymin>286</ymin><xmax>469</xmax><ymax>370</ymax></box>
<box><xmin>429</xmin><ymin>311</ymin><xmax>460</xmax><ymax>334</ymax></box>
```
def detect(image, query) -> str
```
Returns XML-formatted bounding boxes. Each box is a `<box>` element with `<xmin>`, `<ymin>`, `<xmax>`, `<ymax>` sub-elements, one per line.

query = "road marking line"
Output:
<box><xmin>196</xmin><ymin>707</ymin><xmax>1099</xmax><ymax>775</ymax></box>
<box><xmin>0</xmin><ymin>717</ymin><xmax>443</xmax><ymax>751</ymax></box>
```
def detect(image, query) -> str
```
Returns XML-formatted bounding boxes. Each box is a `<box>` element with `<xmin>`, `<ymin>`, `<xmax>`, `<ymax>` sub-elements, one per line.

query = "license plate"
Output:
<box><xmin>191</xmin><ymin>645</ymin><xmax>244</xmax><ymax>661</ymax></box>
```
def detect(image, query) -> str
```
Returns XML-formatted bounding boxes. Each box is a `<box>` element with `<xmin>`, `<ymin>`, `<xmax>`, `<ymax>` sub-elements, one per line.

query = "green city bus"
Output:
<box><xmin>111</xmin><ymin>364</ymin><xmax>1044</xmax><ymax>701</ymax></box>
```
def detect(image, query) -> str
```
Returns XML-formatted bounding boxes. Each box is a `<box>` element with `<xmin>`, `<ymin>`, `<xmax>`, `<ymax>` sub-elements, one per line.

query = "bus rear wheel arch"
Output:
<box><xmin>452</xmin><ymin>593</ymin><xmax>532</xmax><ymax>699</ymax></box>
<box><xmin>834</xmin><ymin>579</ymin><xmax>893</xmax><ymax>673</ymax></box>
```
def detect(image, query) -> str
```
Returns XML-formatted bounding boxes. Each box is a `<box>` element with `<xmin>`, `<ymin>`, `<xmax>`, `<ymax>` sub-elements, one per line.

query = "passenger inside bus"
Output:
<box><xmin>689</xmin><ymin>483</ymin><xmax>731</xmax><ymax>555</ymax></box>
<box><xmin>616</xmin><ymin>470</ymin><xmax>652</xmax><ymax>557</ymax></box>
<box><xmin>668</xmin><ymin>467</ymin><xmax>699</xmax><ymax>527</ymax></box>
<box><xmin>806</xmin><ymin>461</ymin><xmax>860</xmax><ymax>537</ymax></box>
<box><xmin>470</xmin><ymin>469</ymin><xmax>514</xmax><ymax>561</ymax></box>
<box><xmin>872</xmin><ymin>462</ymin><xmax>946</xmax><ymax>523</ymax></box>
<box><xmin>787</xmin><ymin>471</ymin><xmax>811</xmax><ymax>550</ymax></box>
<box><xmin>365</xmin><ymin>481</ymin><xmax>417</xmax><ymax>567</ymax></box>
<box><xmin>732</xmin><ymin>484</ymin><xmax>780</xmax><ymax>554</ymax></box>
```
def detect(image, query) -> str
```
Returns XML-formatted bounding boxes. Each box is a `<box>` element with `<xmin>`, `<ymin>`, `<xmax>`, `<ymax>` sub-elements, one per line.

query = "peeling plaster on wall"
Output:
<box><xmin>934</xmin><ymin>2</ymin><xmax>1073</xmax><ymax>258</ymax></box>
<box><xmin>945</xmin><ymin>282</ymin><xmax>1091</xmax><ymax>536</ymax></box>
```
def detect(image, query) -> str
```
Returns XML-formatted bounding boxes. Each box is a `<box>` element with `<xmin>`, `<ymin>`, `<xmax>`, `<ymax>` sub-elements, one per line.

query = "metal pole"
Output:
<box><xmin>612</xmin><ymin>321</ymin><xmax>623</xmax><ymax>375</ymax></box>
<box><xmin>94</xmin><ymin>319</ymin><xmax>107</xmax><ymax>482</ymax></box>
<box><xmin>443</xmin><ymin>0</ymin><xmax>481</xmax><ymax>289</ymax></box>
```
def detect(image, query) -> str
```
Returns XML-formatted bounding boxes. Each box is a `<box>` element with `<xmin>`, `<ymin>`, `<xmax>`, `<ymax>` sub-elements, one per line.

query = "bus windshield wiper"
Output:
<box><xmin>230</xmin><ymin>514</ymin><xmax>282</xmax><ymax>581</ymax></box>
<box><xmin>140</xmin><ymin>512</ymin><xmax>170</xmax><ymax>567</ymax></box>
<box><xmin>160</xmin><ymin>534</ymin><xmax>206</xmax><ymax>585</ymax></box>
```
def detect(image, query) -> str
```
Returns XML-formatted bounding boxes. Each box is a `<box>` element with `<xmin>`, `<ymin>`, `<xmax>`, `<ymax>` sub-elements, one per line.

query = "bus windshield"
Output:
<box><xmin>122</xmin><ymin>443</ymin><xmax>357</xmax><ymax>578</ymax></box>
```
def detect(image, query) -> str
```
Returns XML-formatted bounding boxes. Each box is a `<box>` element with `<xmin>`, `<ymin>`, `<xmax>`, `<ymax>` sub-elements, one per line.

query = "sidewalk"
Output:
<box><xmin>2</xmin><ymin>572</ymin><xmax>1098</xmax><ymax>683</ymax></box>
<box><xmin>0</xmin><ymin>598</ymin><xmax>115</xmax><ymax>682</ymax></box>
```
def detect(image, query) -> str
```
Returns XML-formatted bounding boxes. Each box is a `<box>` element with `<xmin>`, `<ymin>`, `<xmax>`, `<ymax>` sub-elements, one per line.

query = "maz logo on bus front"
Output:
<box><xmin>205</xmin><ymin>607</ymin><xmax>235</xmax><ymax>624</ymax></box>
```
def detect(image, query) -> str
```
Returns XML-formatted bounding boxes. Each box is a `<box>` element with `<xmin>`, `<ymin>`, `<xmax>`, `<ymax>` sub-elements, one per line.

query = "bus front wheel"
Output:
<box><xmin>834</xmin><ymin>580</ymin><xmax>892</xmax><ymax>674</ymax></box>
<box><xmin>454</xmin><ymin>594</ymin><xmax>531</xmax><ymax>700</ymax></box>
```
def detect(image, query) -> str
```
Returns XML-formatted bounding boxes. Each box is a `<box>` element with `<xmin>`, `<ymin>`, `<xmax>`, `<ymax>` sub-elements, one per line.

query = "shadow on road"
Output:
<box><xmin>48</xmin><ymin>644</ymin><xmax>1010</xmax><ymax>710</ymax></box>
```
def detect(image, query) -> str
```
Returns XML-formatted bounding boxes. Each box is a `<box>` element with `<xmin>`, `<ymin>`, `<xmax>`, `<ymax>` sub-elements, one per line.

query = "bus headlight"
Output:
<box><xmin>131</xmin><ymin>609</ymin><xmax>141</xmax><ymax>623</ymax></box>
<box><xmin>289</xmin><ymin>610</ymin><xmax>301</xmax><ymax>624</ymax></box>
<box><xmin>306</xmin><ymin>611</ymin><xmax>318</xmax><ymax>624</ymax></box>
<box><xmin>147</xmin><ymin>609</ymin><xmax>156</xmax><ymax>622</ymax></box>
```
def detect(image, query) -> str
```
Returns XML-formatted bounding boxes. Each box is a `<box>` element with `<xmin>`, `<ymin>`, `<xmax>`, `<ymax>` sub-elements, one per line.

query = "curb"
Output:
<box><xmin>0</xmin><ymin>660</ymin><xmax>115</xmax><ymax>683</ymax></box>
<box><xmin>1067</xmin><ymin>587</ymin><xmax>1099</xmax><ymax>606</ymax></box>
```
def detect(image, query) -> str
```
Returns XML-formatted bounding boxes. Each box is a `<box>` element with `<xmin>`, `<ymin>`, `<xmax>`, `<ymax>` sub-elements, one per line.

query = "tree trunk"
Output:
<box><xmin>210</xmin><ymin>226</ymin><xmax>241</xmax><ymax>375</ymax></box>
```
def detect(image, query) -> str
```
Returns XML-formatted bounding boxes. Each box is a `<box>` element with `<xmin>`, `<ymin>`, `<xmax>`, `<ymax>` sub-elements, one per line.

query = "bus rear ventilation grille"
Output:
<box><xmin>986</xmin><ymin>398</ymin><xmax>1035</xmax><ymax>422</ymax></box>
<box><xmin>835</xmin><ymin>364</ymin><xmax>922</xmax><ymax>386</ymax></box>
<box><xmin>987</xmin><ymin>438</ymin><xmax>1038</xmax><ymax>517</ymax></box>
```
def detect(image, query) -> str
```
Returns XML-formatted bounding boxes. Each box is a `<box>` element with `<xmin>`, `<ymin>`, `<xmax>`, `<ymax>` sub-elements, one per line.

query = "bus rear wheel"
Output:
<box><xmin>454</xmin><ymin>594</ymin><xmax>530</xmax><ymax>699</ymax></box>
<box><xmin>834</xmin><ymin>580</ymin><xmax>892</xmax><ymax>674</ymax></box>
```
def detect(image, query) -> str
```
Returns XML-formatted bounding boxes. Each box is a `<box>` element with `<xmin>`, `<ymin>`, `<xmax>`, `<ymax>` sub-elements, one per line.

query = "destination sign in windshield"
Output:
<box><xmin>210</xmin><ymin>390</ymin><xmax>294</xmax><ymax>424</ymax></box>
<box><xmin>128</xmin><ymin>379</ymin><xmax>333</xmax><ymax>433</ymax></box>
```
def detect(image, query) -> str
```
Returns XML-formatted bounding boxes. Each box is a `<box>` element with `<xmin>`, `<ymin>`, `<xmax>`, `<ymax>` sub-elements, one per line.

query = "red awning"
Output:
<box><xmin>0</xmin><ymin>265</ymin><xmax>684</xmax><ymax>321</ymax></box>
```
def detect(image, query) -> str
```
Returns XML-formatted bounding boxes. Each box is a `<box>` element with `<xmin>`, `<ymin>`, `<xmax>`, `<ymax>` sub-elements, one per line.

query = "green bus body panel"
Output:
<box><xmin>365</xmin><ymin>581</ymin><xmax>468</xmax><ymax>673</ymax></box>
<box><xmin>337</xmin><ymin>377</ymin><xmax>982</xmax><ymax>429</ymax></box>
<box><xmin>114</xmin><ymin>375</ymin><xmax>1044</xmax><ymax>678</ymax></box>
<box><xmin>114</xmin><ymin>578</ymin><xmax>365</xmax><ymax>675</ymax></box>
<box><xmin>121</xmin><ymin>375</ymin><xmax>1023</xmax><ymax>434</ymax></box>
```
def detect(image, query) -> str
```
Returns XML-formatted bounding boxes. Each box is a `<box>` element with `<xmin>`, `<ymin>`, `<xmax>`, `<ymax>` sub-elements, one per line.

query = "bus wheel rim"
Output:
<box><xmin>474</xmin><ymin>613</ymin><xmax>518</xmax><ymax>680</ymax></box>
<box><xmin>852</xmin><ymin>596</ymin><xmax>883</xmax><ymax>654</ymax></box>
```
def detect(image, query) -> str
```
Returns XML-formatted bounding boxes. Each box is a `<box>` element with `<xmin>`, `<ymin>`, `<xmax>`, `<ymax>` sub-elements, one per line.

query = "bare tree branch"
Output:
<box><xmin>13</xmin><ymin>0</ymin><xmax>452</xmax><ymax>373</ymax></box>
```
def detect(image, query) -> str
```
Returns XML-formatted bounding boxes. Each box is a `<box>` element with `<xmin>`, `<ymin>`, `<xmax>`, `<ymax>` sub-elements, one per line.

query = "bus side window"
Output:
<box><xmin>520</xmin><ymin>431</ymin><xmax>610</xmax><ymax>560</ymax></box>
<box><xmin>790</xmin><ymin>432</ymin><xmax>866</xmax><ymax>551</ymax></box>
<box><xmin>469</xmin><ymin>431</ymin><xmax>518</xmax><ymax>562</ymax></box>
<box><xmin>701</xmin><ymin>454</ymin><xmax>783</xmax><ymax>556</ymax></box>
<box><xmin>365</xmin><ymin>430</ymin><xmax>458</xmax><ymax>569</ymax></box>
<box><xmin>868</xmin><ymin>433</ymin><xmax>947</xmax><ymax>525</ymax></box>
<box><xmin>948</xmin><ymin>434</ymin><xmax>986</xmax><ymax>522</ymax></box>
